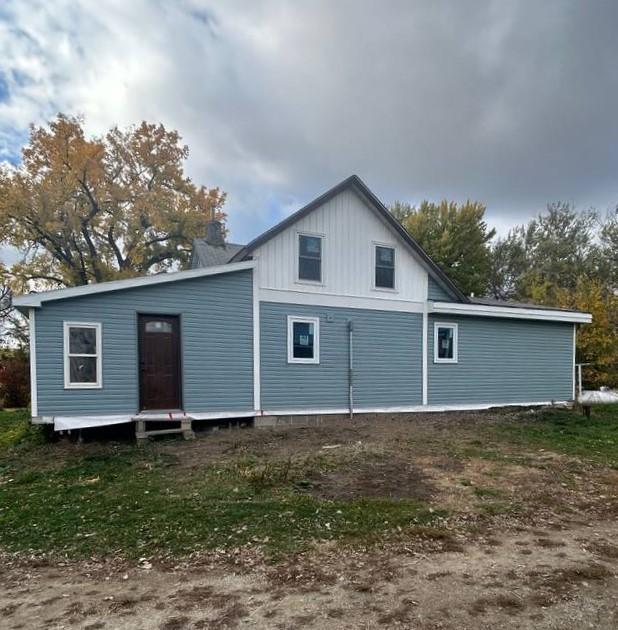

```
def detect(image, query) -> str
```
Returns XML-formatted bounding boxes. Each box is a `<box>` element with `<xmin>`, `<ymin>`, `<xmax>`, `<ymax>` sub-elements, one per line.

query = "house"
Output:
<box><xmin>13</xmin><ymin>175</ymin><xmax>592</xmax><ymax>433</ymax></box>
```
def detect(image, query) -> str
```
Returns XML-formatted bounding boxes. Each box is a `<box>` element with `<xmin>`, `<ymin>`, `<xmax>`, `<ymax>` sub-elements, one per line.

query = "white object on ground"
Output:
<box><xmin>578</xmin><ymin>389</ymin><xmax>618</xmax><ymax>405</ymax></box>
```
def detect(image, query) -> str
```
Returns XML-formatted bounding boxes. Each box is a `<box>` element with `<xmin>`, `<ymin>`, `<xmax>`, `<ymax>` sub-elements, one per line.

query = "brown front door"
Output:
<box><xmin>138</xmin><ymin>315</ymin><xmax>181</xmax><ymax>411</ymax></box>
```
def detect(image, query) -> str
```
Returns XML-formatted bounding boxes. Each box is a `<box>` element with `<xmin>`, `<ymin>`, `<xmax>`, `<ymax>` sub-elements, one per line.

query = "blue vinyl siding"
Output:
<box><xmin>428</xmin><ymin>277</ymin><xmax>455</xmax><ymax>301</ymax></box>
<box><xmin>428</xmin><ymin>315</ymin><xmax>574</xmax><ymax>405</ymax></box>
<box><xmin>34</xmin><ymin>270</ymin><xmax>254</xmax><ymax>416</ymax></box>
<box><xmin>260</xmin><ymin>302</ymin><xmax>422</xmax><ymax>410</ymax></box>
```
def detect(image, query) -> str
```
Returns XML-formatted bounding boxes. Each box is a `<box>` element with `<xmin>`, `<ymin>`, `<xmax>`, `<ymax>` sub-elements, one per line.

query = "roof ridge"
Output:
<box><xmin>229</xmin><ymin>174</ymin><xmax>468</xmax><ymax>303</ymax></box>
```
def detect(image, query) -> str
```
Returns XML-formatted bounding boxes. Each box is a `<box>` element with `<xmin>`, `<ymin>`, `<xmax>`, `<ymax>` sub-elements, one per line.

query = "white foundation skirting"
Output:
<box><xmin>40</xmin><ymin>400</ymin><xmax>570</xmax><ymax>431</ymax></box>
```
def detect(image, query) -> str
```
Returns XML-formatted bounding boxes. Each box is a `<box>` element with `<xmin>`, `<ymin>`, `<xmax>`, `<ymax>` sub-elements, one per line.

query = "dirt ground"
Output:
<box><xmin>2</xmin><ymin>410</ymin><xmax>618</xmax><ymax>629</ymax></box>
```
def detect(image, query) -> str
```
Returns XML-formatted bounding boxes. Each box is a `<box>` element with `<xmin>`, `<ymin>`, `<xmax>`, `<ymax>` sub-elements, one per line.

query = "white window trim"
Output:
<box><xmin>64</xmin><ymin>321</ymin><xmax>103</xmax><ymax>389</ymax></box>
<box><xmin>434</xmin><ymin>322</ymin><xmax>458</xmax><ymax>364</ymax></box>
<box><xmin>296</xmin><ymin>231</ymin><xmax>325</xmax><ymax>286</ymax></box>
<box><xmin>287</xmin><ymin>316</ymin><xmax>320</xmax><ymax>364</ymax></box>
<box><xmin>372</xmin><ymin>241</ymin><xmax>397</xmax><ymax>293</ymax></box>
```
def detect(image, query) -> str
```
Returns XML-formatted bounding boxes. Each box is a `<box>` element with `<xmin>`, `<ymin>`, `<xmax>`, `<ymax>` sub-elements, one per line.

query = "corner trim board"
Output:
<box><xmin>572</xmin><ymin>323</ymin><xmax>577</xmax><ymax>400</ymax></box>
<box><xmin>252</xmin><ymin>265</ymin><xmax>261</xmax><ymax>411</ymax></box>
<box><xmin>421</xmin><ymin>302</ymin><xmax>428</xmax><ymax>405</ymax></box>
<box><xmin>28</xmin><ymin>308</ymin><xmax>37</xmax><ymax>416</ymax></box>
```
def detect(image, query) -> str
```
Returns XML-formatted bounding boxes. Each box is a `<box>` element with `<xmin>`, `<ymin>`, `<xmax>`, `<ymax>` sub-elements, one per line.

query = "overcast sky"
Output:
<box><xmin>1</xmin><ymin>0</ymin><xmax>618</xmax><ymax>265</ymax></box>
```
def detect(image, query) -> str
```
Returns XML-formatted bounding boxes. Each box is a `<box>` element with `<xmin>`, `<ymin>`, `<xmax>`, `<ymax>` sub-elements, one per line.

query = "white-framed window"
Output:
<box><xmin>64</xmin><ymin>322</ymin><xmax>102</xmax><ymax>388</ymax></box>
<box><xmin>434</xmin><ymin>322</ymin><xmax>458</xmax><ymax>364</ymax></box>
<box><xmin>287</xmin><ymin>316</ymin><xmax>320</xmax><ymax>364</ymax></box>
<box><xmin>297</xmin><ymin>232</ymin><xmax>323</xmax><ymax>283</ymax></box>
<box><xmin>374</xmin><ymin>243</ymin><xmax>396</xmax><ymax>290</ymax></box>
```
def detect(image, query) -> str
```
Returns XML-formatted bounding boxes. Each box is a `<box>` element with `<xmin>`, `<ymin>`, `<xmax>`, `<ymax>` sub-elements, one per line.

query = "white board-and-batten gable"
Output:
<box><xmin>253</xmin><ymin>187</ymin><xmax>428</xmax><ymax>303</ymax></box>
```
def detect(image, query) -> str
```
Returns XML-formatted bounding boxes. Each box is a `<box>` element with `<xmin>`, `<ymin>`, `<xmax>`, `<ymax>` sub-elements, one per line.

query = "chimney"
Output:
<box><xmin>205</xmin><ymin>220</ymin><xmax>225</xmax><ymax>247</ymax></box>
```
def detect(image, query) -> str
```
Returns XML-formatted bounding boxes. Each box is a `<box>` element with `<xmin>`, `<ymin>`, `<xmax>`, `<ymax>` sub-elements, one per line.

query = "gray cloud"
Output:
<box><xmin>1</xmin><ymin>0</ymin><xmax>617</xmax><ymax>245</ymax></box>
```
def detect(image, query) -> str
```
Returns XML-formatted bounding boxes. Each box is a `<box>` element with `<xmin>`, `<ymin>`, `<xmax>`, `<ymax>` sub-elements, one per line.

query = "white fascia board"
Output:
<box><xmin>13</xmin><ymin>260</ymin><xmax>255</xmax><ymax>308</ymax></box>
<box><xmin>430</xmin><ymin>301</ymin><xmax>592</xmax><ymax>324</ymax></box>
<box><xmin>259</xmin><ymin>287</ymin><xmax>425</xmax><ymax>313</ymax></box>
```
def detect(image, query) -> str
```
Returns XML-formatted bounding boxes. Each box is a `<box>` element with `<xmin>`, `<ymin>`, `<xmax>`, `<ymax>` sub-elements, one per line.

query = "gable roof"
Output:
<box><xmin>229</xmin><ymin>174</ymin><xmax>468</xmax><ymax>303</ymax></box>
<box><xmin>12</xmin><ymin>260</ymin><xmax>255</xmax><ymax>312</ymax></box>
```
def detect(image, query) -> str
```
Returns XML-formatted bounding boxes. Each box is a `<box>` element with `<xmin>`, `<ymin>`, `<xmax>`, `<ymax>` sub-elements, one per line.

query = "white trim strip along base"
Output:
<box><xmin>45</xmin><ymin>410</ymin><xmax>258</xmax><ymax>431</ymax></box>
<box><xmin>260</xmin><ymin>401</ymin><xmax>571</xmax><ymax>416</ymax></box>
<box><xmin>41</xmin><ymin>401</ymin><xmax>571</xmax><ymax>431</ymax></box>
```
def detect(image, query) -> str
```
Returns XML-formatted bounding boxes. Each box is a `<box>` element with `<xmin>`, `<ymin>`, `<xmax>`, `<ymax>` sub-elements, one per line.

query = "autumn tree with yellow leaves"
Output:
<box><xmin>0</xmin><ymin>115</ymin><xmax>226</xmax><ymax>291</ymax></box>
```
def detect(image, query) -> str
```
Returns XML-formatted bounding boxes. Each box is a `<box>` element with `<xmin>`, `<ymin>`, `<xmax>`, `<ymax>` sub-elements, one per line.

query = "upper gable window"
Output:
<box><xmin>375</xmin><ymin>245</ymin><xmax>395</xmax><ymax>289</ymax></box>
<box><xmin>298</xmin><ymin>234</ymin><xmax>322</xmax><ymax>283</ymax></box>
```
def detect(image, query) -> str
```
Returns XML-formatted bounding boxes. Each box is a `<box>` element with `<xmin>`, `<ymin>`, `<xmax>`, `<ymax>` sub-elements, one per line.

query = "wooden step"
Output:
<box><xmin>135</xmin><ymin>417</ymin><xmax>195</xmax><ymax>443</ymax></box>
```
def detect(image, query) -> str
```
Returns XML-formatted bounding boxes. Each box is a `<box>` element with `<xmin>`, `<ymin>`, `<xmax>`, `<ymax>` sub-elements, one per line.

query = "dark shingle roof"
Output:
<box><xmin>191</xmin><ymin>239</ymin><xmax>244</xmax><ymax>269</ymax></box>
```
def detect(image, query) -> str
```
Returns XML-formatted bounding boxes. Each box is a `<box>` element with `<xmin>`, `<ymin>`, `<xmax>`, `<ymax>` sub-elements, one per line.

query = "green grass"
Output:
<box><xmin>0</xmin><ymin>408</ymin><xmax>44</xmax><ymax>449</ymax></box>
<box><xmin>3</xmin><ymin>404</ymin><xmax>618</xmax><ymax>560</ymax></box>
<box><xmin>495</xmin><ymin>404</ymin><xmax>618</xmax><ymax>468</ymax></box>
<box><xmin>0</xmin><ymin>430</ymin><xmax>437</xmax><ymax>559</ymax></box>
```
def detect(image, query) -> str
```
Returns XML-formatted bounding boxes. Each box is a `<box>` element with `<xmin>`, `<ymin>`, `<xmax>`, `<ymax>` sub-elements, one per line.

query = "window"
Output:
<box><xmin>375</xmin><ymin>245</ymin><xmax>395</xmax><ymax>289</ymax></box>
<box><xmin>145</xmin><ymin>320</ymin><xmax>173</xmax><ymax>334</ymax></box>
<box><xmin>64</xmin><ymin>322</ymin><xmax>102</xmax><ymax>388</ymax></box>
<box><xmin>287</xmin><ymin>316</ymin><xmax>320</xmax><ymax>364</ymax></box>
<box><xmin>298</xmin><ymin>234</ymin><xmax>322</xmax><ymax>282</ymax></box>
<box><xmin>434</xmin><ymin>323</ymin><xmax>458</xmax><ymax>363</ymax></box>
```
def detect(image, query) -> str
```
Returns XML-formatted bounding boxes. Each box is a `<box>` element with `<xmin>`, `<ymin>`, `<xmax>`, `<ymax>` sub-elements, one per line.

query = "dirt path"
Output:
<box><xmin>2</xmin><ymin>519</ymin><xmax>618</xmax><ymax>630</ymax></box>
